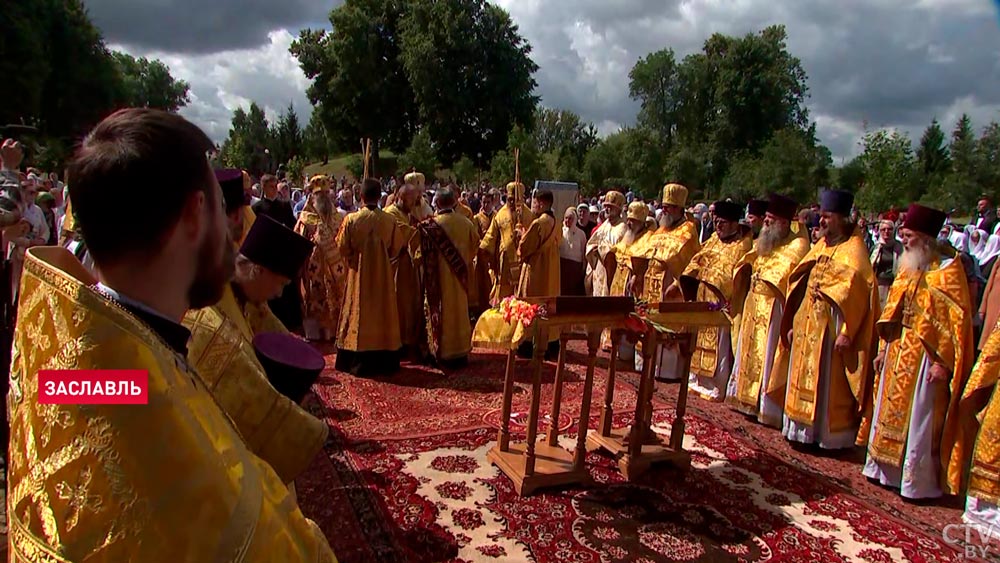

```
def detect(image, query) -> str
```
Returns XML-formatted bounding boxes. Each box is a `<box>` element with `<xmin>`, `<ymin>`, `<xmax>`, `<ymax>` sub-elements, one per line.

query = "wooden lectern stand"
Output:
<box><xmin>587</xmin><ymin>302</ymin><xmax>729</xmax><ymax>480</ymax></box>
<box><xmin>487</xmin><ymin>296</ymin><xmax>633</xmax><ymax>496</ymax></box>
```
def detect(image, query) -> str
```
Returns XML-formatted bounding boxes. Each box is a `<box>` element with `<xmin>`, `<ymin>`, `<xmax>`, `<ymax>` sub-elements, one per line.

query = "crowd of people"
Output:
<box><xmin>3</xmin><ymin>107</ymin><xmax>1000</xmax><ymax>559</ymax></box>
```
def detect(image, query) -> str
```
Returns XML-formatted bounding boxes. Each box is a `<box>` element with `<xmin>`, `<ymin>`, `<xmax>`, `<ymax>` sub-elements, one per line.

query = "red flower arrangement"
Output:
<box><xmin>499</xmin><ymin>296</ymin><xmax>546</xmax><ymax>327</ymax></box>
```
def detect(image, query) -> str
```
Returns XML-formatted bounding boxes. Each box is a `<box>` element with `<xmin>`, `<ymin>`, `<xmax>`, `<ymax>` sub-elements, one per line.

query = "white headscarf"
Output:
<box><xmin>981</xmin><ymin>234</ymin><xmax>1000</xmax><ymax>266</ymax></box>
<box><xmin>971</xmin><ymin>229</ymin><xmax>990</xmax><ymax>262</ymax></box>
<box><xmin>952</xmin><ymin>232</ymin><xmax>969</xmax><ymax>254</ymax></box>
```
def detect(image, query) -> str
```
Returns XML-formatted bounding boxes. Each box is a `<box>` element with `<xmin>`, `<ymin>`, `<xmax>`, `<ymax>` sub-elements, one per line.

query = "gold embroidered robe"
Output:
<box><xmin>727</xmin><ymin>230</ymin><xmax>810</xmax><ymax>420</ymax></box>
<box><xmin>480</xmin><ymin>203</ymin><xmax>534</xmax><ymax>304</ymax></box>
<box><xmin>681</xmin><ymin>230</ymin><xmax>753</xmax><ymax>378</ymax></box>
<box><xmin>779</xmin><ymin>228</ymin><xmax>879</xmax><ymax>434</ymax></box>
<box><xmin>457</xmin><ymin>202</ymin><xmax>475</xmax><ymax>222</ymax></box>
<box><xmin>517</xmin><ymin>212</ymin><xmax>562</xmax><ymax>298</ymax></box>
<box><xmin>239</xmin><ymin>205</ymin><xmax>257</xmax><ymax>246</ymax></box>
<box><xmin>295</xmin><ymin>208</ymin><xmax>347</xmax><ymax>339</ymax></box>
<box><xmin>8</xmin><ymin>247</ymin><xmax>335</xmax><ymax>562</ymax></box>
<box><xmin>965</xmin><ymin>318</ymin><xmax>1000</xmax><ymax>503</ymax></box>
<box><xmin>868</xmin><ymin>256</ymin><xmax>973</xmax><ymax>495</ymax></box>
<box><xmin>585</xmin><ymin>220</ymin><xmax>626</xmax><ymax>297</ymax></box>
<box><xmin>471</xmin><ymin>210</ymin><xmax>495</xmax><ymax>310</ymax></box>
<box><xmin>633</xmin><ymin>218</ymin><xmax>700</xmax><ymax>304</ymax></box>
<box><xmin>414</xmin><ymin>211</ymin><xmax>480</xmax><ymax>360</ymax></box>
<box><xmin>337</xmin><ymin>206</ymin><xmax>412</xmax><ymax>352</ymax></box>
<box><xmin>609</xmin><ymin>229</ymin><xmax>652</xmax><ymax>298</ymax></box>
<box><xmin>384</xmin><ymin>203</ymin><xmax>423</xmax><ymax>349</ymax></box>
<box><xmin>184</xmin><ymin>283</ymin><xmax>329</xmax><ymax>484</ymax></box>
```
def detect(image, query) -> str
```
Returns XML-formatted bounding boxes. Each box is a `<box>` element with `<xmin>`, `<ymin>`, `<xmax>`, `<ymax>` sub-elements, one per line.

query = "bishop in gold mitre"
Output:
<box><xmin>962</xmin><ymin>316</ymin><xmax>1000</xmax><ymax>534</ymax></box>
<box><xmin>185</xmin><ymin>212</ymin><xmax>329</xmax><ymax>486</ymax></box>
<box><xmin>8</xmin><ymin>108</ymin><xmax>335</xmax><ymax>562</ymax></box>
<box><xmin>295</xmin><ymin>174</ymin><xmax>348</xmax><ymax>342</ymax></box>
<box><xmin>336</xmin><ymin>179</ymin><xmax>415</xmax><ymax>376</ymax></box>
<box><xmin>630</xmin><ymin>182</ymin><xmax>701</xmax><ymax>380</ymax></box>
<box><xmin>404</xmin><ymin>169</ymin><xmax>435</xmax><ymax>221</ymax></box>
<box><xmin>414</xmin><ymin>187</ymin><xmax>480</xmax><ymax>367</ymax></box>
<box><xmin>779</xmin><ymin>189</ymin><xmax>879</xmax><ymax>449</ymax></box>
<box><xmin>863</xmin><ymin>203</ymin><xmax>974</xmax><ymax>500</ymax></box>
<box><xmin>384</xmin><ymin>181</ymin><xmax>424</xmax><ymax>357</ymax></box>
<box><xmin>680</xmin><ymin>200</ymin><xmax>753</xmax><ymax>401</ymax></box>
<box><xmin>479</xmin><ymin>181</ymin><xmax>534</xmax><ymax>305</ymax></box>
<box><xmin>726</xmin><ymin>194</ymin><xmax>810</xmax><ymax>427</ymax></box>
<box><xmin>603</xmin><ymin>201</ymin><xmax>653</xmax><ymax>357</ymax></box>
<box><xmin>585</xmin><ymin>190</ymin><xmax>627</xmax><ymax>298</ymax></box>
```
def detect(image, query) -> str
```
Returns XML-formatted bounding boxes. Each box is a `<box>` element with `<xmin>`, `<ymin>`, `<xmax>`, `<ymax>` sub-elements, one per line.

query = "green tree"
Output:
<box><xmin>219</xmin><ymin>103</ymin><xmax>274</xmax><ymax>176</ymax></box>
<box><xmin>112</xmin><ymin>52</ymin><xmax>190</xmax><ymax>111</ymax></box>
<box><xmin>452</xmin><ymin>156</ymin><xmax>477</xmax><ymax>186</ymax></box>
<box><xmin>271</xmin><ymin>102</ymin><xmax>304</xmax><ymax>167</ymax></box>
<box><xmin>628</xmin><ymin>49</ymin><xmax>680</xmax><ymax>147</ymax></box>
<box><xmin>285</xmin><ymin>155</ymin><xmax>308</xmax><ymax>188</ymax></box>
<box><xmin>719</xmin><ymin>128</ymin><xmax>830</xmax><ymax>204</ymax></box>
<box><xmin>582</xmin><ymin>133</ymin><xmax>627</xmax><ymax>195</ymax></box>
<box><xmin>399</xmin><ymin>129</ymin><xmax>438</xmax><ymax>177</ymax></box>
<box><xmin>916</xmin><ymin>119</ymin><xmax>950</xmax><ymax>180</ymax></box>
<box><xmin>855</xmin><ymin>128</ymin><xmax>917</xmax><ymax>212</ymax></box>
<box><xmin>489</xmin><ymin>125</ymin><xmax>543</xmax><ymax>189</ymax></box>
<box><xmin>835</xmin><ymin>157</ymin><xmax>866</xmax><ymax>193</ymax></box>
<box><xmin>399</xmin><ymin>0</ymin><xmax>538</xmax><ymax>165</ymax></box>
<box><xmin>977</xmin><ymin>121</ymin><xmax>1000</xmax><ymax>199</ymax></box>
<box><xmin>303</xmin><ymin>109</ymin><xmax>331</xmax><ymax>164</ymax></box>
<box><xmin>619</xmin><ymin>127</ymin><xmax>666</xmax><ymax>200</ymax></box>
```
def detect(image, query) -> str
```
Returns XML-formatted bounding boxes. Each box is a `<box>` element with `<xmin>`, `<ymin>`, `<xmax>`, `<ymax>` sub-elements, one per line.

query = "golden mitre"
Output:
<box><xmin>627</xmin><ymin>201</ymin><xmax>648</xmax><ymax>222</ymax></box>
<box><xmin>603</xmin><ymin>190</ymin><xmax>626</xmax><ymax>209</ymax></box>
<box><xmin>404</xmin><ymin>171</ymin><xmax>426</xmax><ymax>188</ymax></box>
<box><xmin>662</xmin><ymin>183</ymin><xmax>689</xmax><ymax>207</ymax></box>
<box><xmin>308</xmin><ymin>174</ymin><xmax>329</xmax><ymax>192</ymax></box>
<box><xmin>506</xmin><ymin>181</ymin><xmax>525</xmax><ymax>200</ymax></box>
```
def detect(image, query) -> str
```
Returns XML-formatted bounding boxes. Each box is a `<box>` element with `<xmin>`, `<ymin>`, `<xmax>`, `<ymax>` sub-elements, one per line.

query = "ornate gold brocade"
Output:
<box><xmin>966</xmin><ymin>318</ymin><xmax>1000</xmax><ymax>502</ymax></box>
<box><xmin>479</xmin><ymin>203</ymin><xmax>534</xmax><ymax>304</ymax></box>
<box><xmin>681</xmin><ymin>230</ymin><xmax>753</xmax><ymax>378</ymax></box>
<box><xmin>868</xmin><ymin>256</ymin><xmax>973</xmax><ymax>495</ymax></box>
<box><xmin>727</xmin><ymin>230</ymin><xmax>810</xmax><ymax>418</ymax></box>
<box><xmin>779</xmin><ymin>228</ymin><xmax>879</xmax><ymax>433</ymax></box>
<box><xmin>184</xmin><ymin>284</ymin><xmax>330</xmax><ymax>485</ymax></box>
<box><xmin>384</xmin><ymin>203</ymin><xmax>424</xmax><ymax>348</ymax></box>
<box><xmin>632</xmin><ymin>218</ymin><xmax>700</xmax><ymax>304</ymax></box>
<box><xmin>295</xmin><ymin>208</ymin><xmax>348</xmax><ymax>338</ymax></box>
<box><xmin>9</xmin><ymin>247</ymin><xmax>336</xmax><ymax>562</ymax></box>
<box><xmin>516</xmin><ymin>212</ymin><xmax>561</xmax><ymax>299</ymax></box>
<box><xmin>608</xmin><ymin>230</ymin><xmax>651</xmax><ymax>298</ymax></box>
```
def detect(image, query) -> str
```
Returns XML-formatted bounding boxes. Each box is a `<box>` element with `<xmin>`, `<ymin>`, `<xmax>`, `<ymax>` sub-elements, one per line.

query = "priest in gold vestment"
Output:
<box><xmin>295</xmin><ymin>176</ymin><xmax>347</xmax><ymax>342</ymax></box>
<box><xmin>680</xmin><ymin>200</ymin><xmax>753</xmax><ymax>401</ymax></box>
<box><xmin>470</xmin><ymin>190</ymin><xmax>498</xmax><ymax>316</ymax></box>
<box><xmin>863</xmin><ymin>204</ymin><xmax>973</xmax><ymax>499</ymax></box>
<box><xmin>726</xmin><ymin>194</ymin><xmax>810</xmax><ymax>427</ymax></box>
<box><xmin>384</xmin><ymin>182</ymin><xmax>424</xmax><ymax>356</ymax></box>
<box><xmin>780</xmin><ymin>189</ymin><xmax>879</xmax><ymax>449</ymax></box>
<box><xmin>962</xmin><ymin>317</ymin><xmax>1000</xmax><ymax>533</ymax></box>
<box><xmin>515</xmin><ymin>189</ymin><xmax>561</xmax><ymax>358</ymax></box>
<box><xmin>479</xmin><ymin>181</ymin><xmax>534</xmax><ymax>305</ymax></box>
<box><xmin>336</xmin><ymin>179</ymin><xmax>413</xmax><ymax>376</ymax></box>
<box><xmin>185</xmin><ymin>214</ymin><xmax>329</xmax><ymax>485</ymax></box>
<box><xmin>7</xmin><ymin>108</ymin><xmax>335</xmax><ymax>562</ymax></box>
<box><xmin>404</xmin><ymin>170</ymin><xmax>435</xmax><ymax>221</ymax></box>
<box><xmin>630</xmin><ymin>183</ymin><xmax>701</xmax><ymax>380</ymax></box>
<box><xmin>603</xmin><ymin>202</ymin><xmax>652</xmax><ymax>357</ymax></box>
<box><xmin>414</xmin><ymin>188</ymin><xmax>480</xmax><ymax>367</ymax></box>
<box><xmin>585</xmin><ymin>191</ymin><xmax>627</xmax><ymax>297</ymax></box>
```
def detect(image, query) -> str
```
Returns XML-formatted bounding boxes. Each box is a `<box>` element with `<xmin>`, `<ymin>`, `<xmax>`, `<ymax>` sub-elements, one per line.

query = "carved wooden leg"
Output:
<box><xmin>598</xmin><ymin>330</ymin><xmax>621</xmax><ymax>437</ymax></box>
<box><xmin>498</xmin><ymin>348</ymin><xmax>517</xmax><ymax>452</ymax></box>
<box><xmin>524</xmin><ymin>324</ymin><xmax>548</xmax><ymax>476</ymax></box>
<box><xmin>574</xmin><ymin>330</ymin><xmax>601</xmax><ymax>469</ymax></box>
<box><xmin>546</xmin><ymin>334</ymin><xmax>569</xmax><ymax>447</ymax></box>
<box><xmin>628</xmin><ymin>329</ymin><xmax>656</xmax><ymax>458</ymax></box>
<box><xmin>670</xmin><ymin>333</ymin><xmax>694</xmax><ymax>451</ymax></box>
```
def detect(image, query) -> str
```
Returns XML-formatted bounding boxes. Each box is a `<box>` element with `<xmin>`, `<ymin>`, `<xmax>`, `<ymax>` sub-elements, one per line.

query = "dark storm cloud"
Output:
<box><xmin>84</xmin><ymin>0</ymin><xmax>337</xmax><ymax>53</ymax></box>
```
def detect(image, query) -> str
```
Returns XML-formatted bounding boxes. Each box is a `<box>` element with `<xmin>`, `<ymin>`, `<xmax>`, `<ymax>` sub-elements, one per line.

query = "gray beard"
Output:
<box><xmin>757</xmin><ymin>224</ymin><xmax>785</xmax><ymax>256</ymax></box>
<box><xmin>659</xmin><ymin>213</ymin><xmax>681</xmax><ymax>230</ymax></box>
<box><xmin>622</xmin><ymin>224</ymin><xmax>643</xmax><ymax>246</ymax></box>
<box><xmin>899</xmin><ymin>244</ymin><xmax>932</xmax><ymax>274</ymax></box>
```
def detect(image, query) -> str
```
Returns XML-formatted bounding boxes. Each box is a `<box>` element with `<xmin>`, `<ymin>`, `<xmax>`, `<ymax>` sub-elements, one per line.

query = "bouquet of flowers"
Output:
<box><xmin>499</xmin><ymin>296</ymin><xmax>546</xmax><ymax>327</ymax></box>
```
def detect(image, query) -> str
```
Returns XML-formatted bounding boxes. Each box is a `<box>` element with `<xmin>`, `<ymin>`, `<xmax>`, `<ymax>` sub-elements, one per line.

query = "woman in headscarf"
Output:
<box><xmin>971</xmin><ymin>228</ymin><xmax>990</xmax><ymax>264</ymax></box>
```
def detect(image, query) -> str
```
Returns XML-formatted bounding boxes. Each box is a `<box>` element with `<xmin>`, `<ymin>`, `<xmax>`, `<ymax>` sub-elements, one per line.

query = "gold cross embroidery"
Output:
<box><xmin>55</xmin><ymin>466</ymin><xmax>103</xmax><ymax>531</ymax></box>
<box><xmin>37</xmin><ymin>404</ymin><xmax>73</xmax><ymax>448</ymax></box>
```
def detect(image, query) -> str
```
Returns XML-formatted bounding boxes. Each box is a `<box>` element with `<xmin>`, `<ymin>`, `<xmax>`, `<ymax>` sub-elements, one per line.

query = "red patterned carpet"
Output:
<box><xmin>298</xmin><ymin>345</ymin><xmax>972</xmax><ymax>563</ymax></box>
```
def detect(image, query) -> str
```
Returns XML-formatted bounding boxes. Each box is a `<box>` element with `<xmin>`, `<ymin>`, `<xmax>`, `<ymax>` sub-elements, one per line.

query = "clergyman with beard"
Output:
<box><xmin>585</xmin><ymin>191</ymin><xmax>627</xmax><ymax>298</ymax></box>
<box><xmin>604</xmin><ymin>201</ymin><xmax>652</xmax><ymax>360</ymax></box>
<box><xmin>746</xmin><ymin>199</ymin><xmax>768</xmax><ymax>239</ymax></box>
<box><xmin>779</xmin><ymin>189</ymin><xmax>879</xmax><ymax>450</ymax></box>
<box><xmin>726</xmin><ymin>194</ymin><xmax>810</xmax><ymax>427</ymax></box>
<box><xmin>7</xmin><ymin>108</ymin><xmax>336</xmax><ymax>560</ymax></box>
<box><xmin>295</xmin><ymin>175</ymin><xmax>348</xmax><ymax>341</ymax></box>
<box><xmin>863</xmin><ymin>203</ymin><xmax>974</xmax><ymax>501</ymax></box>
<box><xmin>384</xmin><ymin>182</ymin><xmax>424</xmax><ymax>357</ymax></box>
<box><xmin>680</xmin><ymin>200</ymin><xmax>753</xmax><ymax>402</ymax></box>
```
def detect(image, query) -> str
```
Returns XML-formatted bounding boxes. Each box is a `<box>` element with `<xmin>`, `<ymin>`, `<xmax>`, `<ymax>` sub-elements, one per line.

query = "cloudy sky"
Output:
<box><xmin>88</xmin><ymin>0</ymin><xmax>1000</xmax><ymax>162</ymax></box>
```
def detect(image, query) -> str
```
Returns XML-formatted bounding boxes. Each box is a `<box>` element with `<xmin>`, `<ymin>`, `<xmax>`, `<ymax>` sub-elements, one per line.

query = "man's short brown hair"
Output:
<box><xmin>68</xmin><ymin>108</ymin><xmax>215</xmax><ymax>267</ymax></box>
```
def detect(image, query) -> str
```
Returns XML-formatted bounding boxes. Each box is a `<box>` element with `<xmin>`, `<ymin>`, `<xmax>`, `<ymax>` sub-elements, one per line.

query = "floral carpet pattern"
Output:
<box><xmin>298</xmin><ymin>347</ymin><xmax>968</xmax><ymax>563</ymax></box>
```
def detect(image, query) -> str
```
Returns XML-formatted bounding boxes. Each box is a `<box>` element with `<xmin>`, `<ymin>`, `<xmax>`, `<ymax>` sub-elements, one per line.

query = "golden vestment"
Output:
<box><xmin>480</xmin><ymin>203</ymin><xmax>534</xmax><ymax>304</ymax></box>
<box><xmin>681</xmin><ymin>230</ymin><xmax>753</xmax><ymax>378</ymax></box>
<box><xmin>336</xmin><ymin>206</ymin><xmax>412</xmax><ymax>352</ymax></box>
<box><xmin>384</xmin><ymin>203</ymin><xmax>423</xmax><ymax>349</ymax></box>
<box><xmin>457</xmin><ymin>202</ymin><xmax>475</xmax><ymax>221</ymax></box>
<box><xmin>727</xmin><ymin>230</ymin><xmax>810</xmax><ymax>418</ymax></box>
<box><xmin>965</xmin><ymin>318</ymin><xmax>1000</xmax><ymax>503</ymax></box>
<box><xmin>780</xmin><ymin>228</ymin><xmax>879</xmax><ymax>434</ymax></box>
<box><xmin>184</xmin><ymin>283</ymin><xmax>329</xmax><ymax>484</ymax></box>
<box><xmin>414</xmin><ymin>211</ymin><xmax>480</xmax><ymax>360</ymax></box>
<box><xmin>295</xmin><ymin>208</ymin><xmax>347</xmax><ymax>340</ymax></box>
<box><xmin>633</xmin><ymin>218</ymin><xmax>700</xmax><ymax>304</ymax></box>
<box><xmin>868</xmin><ymin>256</ymin><xmax>973</xmax><ymax>495</ymax></box>
<box><xmin>608</xmin><ymin>229</ymin><xmax>652</xmax><ymax>298</ymax></box>
<box><xmin>517</xmin><ymin>212</ymin><xmax>562</xmax><ymax>298</ymax></box>
<box><xmin>8</xmin><ymin>247</ymin><xmax>335</xmax><ymax>562</ymax></box>
<box><xmin>586</xmin><ymin>220</ymin><xmax>626</xmax><ymax>297</ymax></box>
<box><xmin>239</xmin><ymin>205</ymin><xmax>257</xmax><ymax>247</ymax></box>
<box><xmin>471</xmin><ymin>210</ymin><xmax>495</xmax><ymax>310</ymax></box>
